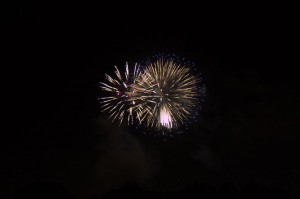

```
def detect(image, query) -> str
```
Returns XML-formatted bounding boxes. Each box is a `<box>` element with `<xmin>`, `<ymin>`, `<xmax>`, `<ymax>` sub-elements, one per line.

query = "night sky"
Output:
<box><xmin>2</xmin><ymin>2</ymin><xmax>299</xmax><ymax>199</ymax></box>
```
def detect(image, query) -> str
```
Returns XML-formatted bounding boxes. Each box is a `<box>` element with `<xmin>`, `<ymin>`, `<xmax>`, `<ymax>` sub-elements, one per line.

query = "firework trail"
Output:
<box><xmin>100</xmin><ymin>56</ymin><xmax>202</xmax><ymax>130</ymax></box>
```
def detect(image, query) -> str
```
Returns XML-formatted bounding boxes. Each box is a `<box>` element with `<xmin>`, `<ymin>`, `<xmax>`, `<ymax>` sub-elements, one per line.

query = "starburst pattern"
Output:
<box><xmin>100</xmin><ymin>55</ymin><xmax>203</xmax><ymax>131</ymax></box>
<box><xmin>99</xmin><ymin>63</ymin><xmax>142</xmax><ymax>125</ymax></box>
<box><xmin>133</xmin><ymin>57</ymin><xmax>200</xmax><ymax>129</ymax></box>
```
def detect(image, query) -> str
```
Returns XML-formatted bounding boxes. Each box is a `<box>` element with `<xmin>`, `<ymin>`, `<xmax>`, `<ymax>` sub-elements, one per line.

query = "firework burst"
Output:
<box><xmin>100</xmin><ymin>55</ymin><xmax>203</xmax><ymax>131</ymax></box>
<box><xmin>133</xmin><ymin>57</ymin><xmax>200</xmax><ymax>129</ymax></box>
<box><xmin>99</xmin><ymin>63</ymin><xmax>142</xmax><ymax>125</ymax></box>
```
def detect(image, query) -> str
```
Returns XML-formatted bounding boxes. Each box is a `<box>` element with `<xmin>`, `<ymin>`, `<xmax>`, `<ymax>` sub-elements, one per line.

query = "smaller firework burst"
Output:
<box><xmin>99</xmin><ymin>63</ymin><xmax>142</xmax><ymax>125</ymax></box>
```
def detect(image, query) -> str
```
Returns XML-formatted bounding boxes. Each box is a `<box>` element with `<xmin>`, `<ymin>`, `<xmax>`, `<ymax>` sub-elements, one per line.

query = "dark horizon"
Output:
<box><xmin>1</xmin><ymin>2</ymin><xmax>299</xmax><ymax>199</ymax></box>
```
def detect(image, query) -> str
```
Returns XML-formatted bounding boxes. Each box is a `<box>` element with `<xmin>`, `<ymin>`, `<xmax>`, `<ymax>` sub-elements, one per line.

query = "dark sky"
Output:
<box><xmin>1</xmin><ymin>2</ymin><xmax>299</xmax><ymax>199</ymax></box>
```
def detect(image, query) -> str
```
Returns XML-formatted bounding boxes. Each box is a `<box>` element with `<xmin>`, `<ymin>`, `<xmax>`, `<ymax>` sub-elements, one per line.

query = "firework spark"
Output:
<box><xmin>100</xmin><ymin>56</ymin><xmax>202</xmax><ymax>130</ymax></box>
